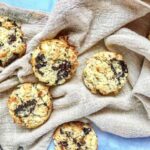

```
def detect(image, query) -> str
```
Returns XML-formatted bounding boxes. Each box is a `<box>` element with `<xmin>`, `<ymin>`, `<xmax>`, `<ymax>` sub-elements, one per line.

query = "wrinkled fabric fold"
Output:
<box><xmin>0</xmin><ymin>1</ymin><xmax>150</xmax><ymax>150</ymax></box>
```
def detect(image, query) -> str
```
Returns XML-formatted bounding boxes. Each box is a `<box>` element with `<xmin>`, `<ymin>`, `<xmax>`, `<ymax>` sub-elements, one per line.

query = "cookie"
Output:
<box><xmin>31</xmin><ymin>38</ymin><xmax>78</xmax><ymax>86</ymax></box>
<box><xmin>0</xmin><ymin>16</ymin><xmax>26</xmax><ymax>67</ymax></box>
<box><xmin>8</xmin><ymin>83</ymin><xmax>53</xmax><ymax>129</ymax></box>
<box><xmin>53</xmin><ymin>122</ymin><xmax>98</xmax><ymax>150</ymax></box>
<box><xmin>83</xmin><ymin>51</ymin><xmax>128</xmax><ymax>95</ymax></box>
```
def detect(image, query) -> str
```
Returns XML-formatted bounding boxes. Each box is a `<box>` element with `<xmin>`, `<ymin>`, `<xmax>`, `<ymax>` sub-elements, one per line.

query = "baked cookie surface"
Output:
<box><xmin>8</xmin><ymin>83</ymin><xmax>53</xmax><ymax>129</ymax></box>
<box><xmin>31</xmin><ymin>38</ymin><xmax>78</xmax><ymax>86</ymax></box>
<box><xmin>53</xmin><ymin>121</ymin><xmax>98</xmax><ymax>150</ymax></box>
<box><xmin>0</xmin><ymin>16</ymin><xmax>26</xmax><ymax>67</ymax></box>
<box><xmin>83</xmin><ymin>51</ymin><xmax>128</xmax><ymax>95</ymax></box>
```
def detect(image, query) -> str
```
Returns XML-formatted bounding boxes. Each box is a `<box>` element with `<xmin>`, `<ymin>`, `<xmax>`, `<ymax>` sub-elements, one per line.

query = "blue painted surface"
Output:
<box><xmin>0</xmin><ymin>0</ymin><xmax>56</xmax><ymax>12</ymax></box>
<box><xmin>0</xmin><ymin>0</ymin><xmax>150</xmax><ymax>149</ymax></box>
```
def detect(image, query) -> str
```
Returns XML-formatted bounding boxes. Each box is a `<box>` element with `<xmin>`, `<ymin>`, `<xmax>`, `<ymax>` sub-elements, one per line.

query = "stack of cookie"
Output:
<box><xmin>2</xmin><ymin>15</ymin><xmax>129</xmax><ymax>150</ymax></box>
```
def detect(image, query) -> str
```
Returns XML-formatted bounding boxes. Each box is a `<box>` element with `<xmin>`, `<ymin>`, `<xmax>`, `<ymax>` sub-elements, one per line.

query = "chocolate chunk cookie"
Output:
<box><xmin>8</xmin><ymin>83</ymin><xmax>53</xmax><ymax>129</ymax></box>
<box><xmin>53</xmin><ymin>122</ymin><xmax>98</xmax><ymax>150</ymax></box>
<box><xmin>31</xmin><ymin>38</ymin><xmax>78</xmax><ymax>86</ymax></box>
<box><xmin>83</xmin><ymin>51</ymin><xmax>128</xmax><ymax>95</ymax></box>
<box><xmin>0</xmin><ymin>16</ymin><xmax>26</xmax><ymax>67</ymax></box>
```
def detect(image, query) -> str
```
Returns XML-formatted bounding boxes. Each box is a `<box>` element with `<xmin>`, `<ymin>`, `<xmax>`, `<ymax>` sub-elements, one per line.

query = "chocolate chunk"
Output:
<box><xmin>56</xmin><ymin>70</ymin><xmax>68</xmax><ymax>84</ymax></box>
<box><xmin>65</xmin><ymin>131</ymin><xmax>71</xmax><ymax>137</ymax></box>
<box><xmin>116</xmin><ymin>72</ymin><xmax>123</xmax><ymax>79</ymax></box>
<box><xmin>0</xmin><ymin>42</ymin><xmax>4</xmax><ymax>47</ymax></box>
<box><xmin>118</xmin><ymin>60</ymin><xmax>128</xmax><ymax>74</ymax></box>
<box><xmin>20</xmin><ymin>36</ymin><xmax>24</xmax><ymax>42</ymax></box>
<box><xmin>0</xmin><ymin>60</ymin><xmax>2</xmax><ymax>66</ymax></box>
<box><xmin>12</xmin><ymin>21</ymin><xmax>17</xmax><ymax>26</ymax></box>
<box><xmin>59</xmin><ymin>60</ymin><xmax>71</xmax><ymax>71</ymax></box>
<box><xmin>35</xmin><ymin>54</ymin><xmax>47</xmax><ymax>75</ymax></box>
<box><xmin>7</xmin><ymin>18</ymin><xmax>12</xmax><ymax>22</ymax></box>
<box><xmin>43</xmin><ymin>103</ymin><xmax>47</xmax><ymax>107</ymax></box>
<box><xmin>35</xmin><ymin>54</ymin><xmax>47</xmax><ymax>71</ymax></box>
<box><xmin>52</xmin><ymin>60</ymin><xmax>71</xmax><ymax>84</ymax></box>
<box><xmin>14</xmin><ymin>99</ymin><xmax>36</xmax><ymax>117</ymax></box>
<box><xmin>83</xmin><ymin>128</ymin><xmax>91</xmax><ymax>135</ymax></box>
<box><xmin>60</xmin><ymin>141</ymin><xmax>68</xmax><ymax>147</ymax></box>
<box><xmin>17</xmin><ymin>146</ymin><xmax>24</xmax><ymax>150</ymax></box>
<box><xmin>5</xmin><ymin>53</ymin><xmax>19</xmax><ymax>66</ymax></box>
<box><xmin>52</xmin><ymin>60</ymin><xmax>71</xmax><ymax>71</ymax></box>
<box><xmin>6</xmin><ymin>18</ymin><xmax>17</xmax><ymax>26</ymax></box>
<box><xmin>8</xmin><ymin>34</ymin><xmax>16</xmax><ymax>44</ymax></box>
<box><xmin>36</xmin><ymin>54</ymin><xmax>45</xmax><ymax>62</ymax></box>
<box><xmin>51</xmin><ymin>65</ymin><xmax>58</xmax><ymax>70</ymax></box>
<box><xmin>35</xmin><ymin>63</ymin><xmax>46</xmax><ymax>69</ymax></box>
<box><xmin>77</xmin><ymin>143</ymin><xmax>81</xmax><ymax>148</ymax></box>
<box><xmin>77</xmin><ymin>139</ymin><xmax>86</xmax><ymax>148</ymax></box>
<box><xmin>73</xmin><ymin>139</ymin><xmax>77</xmax><ymax>143</ymax></box>
<box><xmin>60</xmin><ymin>128</ymin><xmax>64</xmax><ymax>134</ymax></box>
<box><xmin>110</xmin><ymin>58</ymin><xmax>128</xmax><ymax>84</ymax></box>
<box><xmin>0</xmin><ymin>22</ymin><xmax>2</xmax><ymax>26</ymax></box>
<box><xmin>80</xmin><ymin>138</ymin><xmax>86</xmax><ymax>145</ymax></box>
<box><xmin>110</xmin><ymin>63</ymin><xmax>116</xmax><ymax>74</ymax></box>
<box><xmin>38</xmin><ymin>70</ymin><xmax>44</xmax><ymax>75</ymax></box>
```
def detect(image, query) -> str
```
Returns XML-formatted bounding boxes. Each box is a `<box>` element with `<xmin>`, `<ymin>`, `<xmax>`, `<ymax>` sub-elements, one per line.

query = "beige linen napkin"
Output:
<box><xmin>0</xmin><ymin>0</ymin><xmax>150</xmax><ymax>150</ymax></box>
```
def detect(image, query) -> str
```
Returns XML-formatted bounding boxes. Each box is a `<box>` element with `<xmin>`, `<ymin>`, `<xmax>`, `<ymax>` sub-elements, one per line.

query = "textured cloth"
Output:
<box><xmin>0</xmin><ymin>0</ymin><xmax>150</xmax><ymax>150</ymax></box>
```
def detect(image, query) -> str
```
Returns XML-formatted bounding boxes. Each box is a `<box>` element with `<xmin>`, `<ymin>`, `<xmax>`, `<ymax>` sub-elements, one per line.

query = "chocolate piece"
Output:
<box><xmin>52</xmin><ymin>60</ymin><xmax>71</xmax><ymax>84</ymax></box>
<box><xmin>118</xmin><ymin>60</ymin><xmax>128</xmax><ymax>74</ymax></box>
<box><xmin>6</xmin><ymin>19</ymin><xmax>17</xmax><ymax>26</ymax></box>
<box><xmin>60</xmin><ymin>141</ymin><xmax>68</xmax><ymax>147</ymax></box>
<box><xmin>77</xmin><ymin>139</ymin><xmax>86</xmax><ymax>148</ymax></box>
<box><xmin>7</xmin><ymin>18</ymin><xmax>12</xmax><ymax>22</ymax></box>
<box><xmin>35</xmin><ymin>54</ymin><xmax>47</xmax><ymax>71</ymax></box>
<box><xmin>20</xmin><ymin>36</ymin><xmax>24</xmax><ymax>42</ymax></box>
<box><xmin>73</xmin><ymin>138</ymin><xmax>77</xmax><ymax>143</ymax></box>
<box><xmin>60</xmin><ymin>128</ymin><xmax>64</xmax><ymax>134</ymax></box>
<box><xmin>35</xmin><ymin>63</ymin><xmax>46</xmax><ymax>69</ymax></box>
<box><xmin>5</xmin><ymin>53</ymin><xmax>19</xmax><ymax>66</ymax></box>
<box><xmin>77</xmin><ymin>142</ymin><xmax>81</xmax><ymax>148</ymax></box>
<box><xmin>65</xmin><ymin>131</ymin><xmax>71</xmax><ymax>137</ymax></box>
<box><xmin>36</xmin><ymin>54</ymin><xmax>45</xmax><ymax>62</ymax></box>
<box><xmin>59</xmin><ymin>60</ymin><xmax>71</xmax><ymax>71</ymax></box>
<box><xmin>0</xmin><ymin>60</ymin><xmax>2</xmax><ymax>66</ymax></box>
<box><xmin>80</xmin><ymin>138</ymin><xmax>86</xmax><ymax>145</ymax></box>
<box><xmin>83</xmin><ymin>128</ymin><xmax>91</xmax><ymax>135</ymax></box>
<box><xmin>12</xmin><ymin>21</ymin><xmax>17</xmax><ymax>26</ymax></box>
<box><xmin>110</xmin><ymin>58</ymin><xmax>128</xmax><ymax>84</ymax></box>
<box><xmin>0</xmin><ymin>22</ymin><xmax>2</xmax><ymax>26</ymax></box>
<box><xmin>52</xmin><ymin>60</ymin><xmax>71</xmax><ymax>71</ymax></box>
<box><xmin>56</xmin><ymin>70</ymin><xmax>69</xmax><ymax>84</ymax></box>
<box><xmin>0</xmin><ymin>42</ymin><xmax>4</xmax><ymax>47</ymax></box>
<box><xmin>14</xmin><ymin>99</ymin><xmax>36</xmax><ymax>117</ymax></box>
<box><xmin>8</xmin><ymin>34</ymin><xmax>16</xmax><ymax>44</ymax></box>
<box><xmin>38</xmin><ymin>70</ymin><xmax>44</xmax><ymax>75</ymax></box>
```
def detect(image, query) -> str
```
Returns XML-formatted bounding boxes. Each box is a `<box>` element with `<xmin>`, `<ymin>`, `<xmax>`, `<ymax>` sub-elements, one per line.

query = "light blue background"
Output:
<box><xmin>0</xmin><ymin>0</ymin><xmax>150</xmax><ymax>149</ymax></box>
<box><xmin>0</xmin><ymin>0</ymin><xmax>56</xmax><ymax>12</ymax></box>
